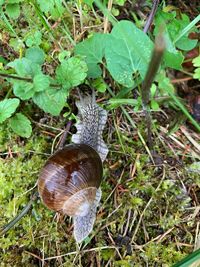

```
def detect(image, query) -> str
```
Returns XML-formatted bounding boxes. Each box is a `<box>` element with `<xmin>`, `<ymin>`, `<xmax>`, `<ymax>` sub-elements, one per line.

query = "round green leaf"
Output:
<box><xmin>0</xmin><ymin>98</ymin><xmax>20</xmax><ymax>123</ymax></box>
<box><xmin>55</xmin><ymin>57</ymin><xmax>88</xmax><ymax>89</ymax></box>
<box><xmin>33</xmin><ymin>88</ymin><xmax>67</xmax><ymax>116</ymax></box>
<box><xmin>9</xmin><ymin>113</ymin><xmax>32</xmax><ymax>138</ymax></box>
<box><xmin>33</xmin><ymin>74</ymin><xmax>50</xmax><ymax>92</ymax></box>
<box><xmin>6</xmin><ymin>3</ymin><xmax>20</xmax><ymax>19</ymax></box>
<box><xmin>25</xmin><ymin>47</ymin><xmax>45</xmax><ymax>65</ymax></box>
<box><xmin>25</xmin><ymin>31</ymin><xmax>42</xmax><ymax>47</ymax></box>
<box><xmin>13</xmin><ymin>81</ymin><xmax>34</xmax><ymax>100</ymax></box>
<box><xmin>8</xmin><ymin>58</ymin><xmax>41</xmax><ymax>77</ymax></box>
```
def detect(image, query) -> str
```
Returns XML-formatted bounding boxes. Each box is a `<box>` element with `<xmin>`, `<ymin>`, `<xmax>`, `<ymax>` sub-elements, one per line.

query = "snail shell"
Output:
<box><xmin>38</xmin><ymin>144</ymin><xmax>103</xmax><ymax>217</ymax></box>
<box><xmin>38</xmin><ymin>92</ymin><xmax>108</xmax><ymax>242</ymax></box>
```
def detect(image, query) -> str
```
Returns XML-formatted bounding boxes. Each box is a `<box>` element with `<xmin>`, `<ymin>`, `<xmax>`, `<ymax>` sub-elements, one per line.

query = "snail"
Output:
<box><xmin>37</xmin><ymin>92</ymin><xmax>108</xmax><ymax>242</ymax></box>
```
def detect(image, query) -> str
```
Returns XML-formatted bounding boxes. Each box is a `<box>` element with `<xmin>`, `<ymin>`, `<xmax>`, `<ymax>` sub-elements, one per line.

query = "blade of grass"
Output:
<box><xmin>174</xmin><ymin>14</ymin><xmax>200</xmax><ymax>44</ymax></box>
<box><xmin>172</xmin><ymin>248</ymin><xmax>200</xmax><ymax>267</ymax></box>
<box><xmin>0</xmin><ymin>10</ymin><xmax>18</xmax><ymax>36</ymax></box>
<box><xmin>107</xmin><ymin>86</ymin><xmax>154</xmax><ymax>162</ymax></box>
<box><xmin>109</xmin><ymin>98</ymin><xmax>138</xmax><ymax>108</ymax></box>
<box><xmin>0</xmin><ymin>192</ymin><xmax>39</xmax><ymax>235</ymax></box>
<box><xmin>165</xmin><ymin>87</ymin><xmax>200</xmax><ymax>132</ymax></box>
<box><xmin>94</xmin><ymin>0</ymin><xmax>118</xmax><ymax>26</ymax></box>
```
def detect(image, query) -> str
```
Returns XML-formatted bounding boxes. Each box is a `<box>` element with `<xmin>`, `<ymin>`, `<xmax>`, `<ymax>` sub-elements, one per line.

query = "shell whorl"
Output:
<box><xmin>71</xmin><ymin>92</ymin><xmax>108</xmax><ymax>162</ymax></box>
<box><xmin>38</xmin><ymin>144</ymin><xmax>103</xmax><ymax>215</ymax></box>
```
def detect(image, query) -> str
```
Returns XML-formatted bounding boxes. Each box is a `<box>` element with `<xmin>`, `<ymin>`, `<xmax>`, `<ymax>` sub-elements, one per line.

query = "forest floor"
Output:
<box><xmin>0</xmin><ymin>1</ymin><xmax>200</xmax><ymax>266</ymax></box>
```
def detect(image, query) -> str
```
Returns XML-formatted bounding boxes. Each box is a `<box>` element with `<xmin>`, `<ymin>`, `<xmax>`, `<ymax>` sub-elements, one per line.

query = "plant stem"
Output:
<box><xmin>141</xmin><ymin>31</ymin><xmax>165</xmax><ymax>152</ymax></box>
<box><xmin>0</xmin><ymin>73</ymin><xmax>61</xmax><ymax>88</ymax></box>
<box><xmin>143</xmin><ymin>0</ymin><xmax>160</xmax><ymax>33</ymax></box>
<box><xmin>0</xmin><ymin>192</ymin><xmax>39</xmax><ymax>235</ymax></box>
<box><xmin>58</xmin><ymin>120</ymin><xmax>72</xmax><ymax>150</ymax></box>
<box><xmin>142</xmin><ymin>33</ymin><xmax>165</xmax><ymax>106</ymax></box>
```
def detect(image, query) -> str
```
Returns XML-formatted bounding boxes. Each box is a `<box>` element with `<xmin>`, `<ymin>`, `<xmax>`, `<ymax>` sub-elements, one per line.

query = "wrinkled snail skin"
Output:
<box><xmin>38</xmin><ymin>93</ymin><xmax>108</xmax><ymax>243</ymax></box>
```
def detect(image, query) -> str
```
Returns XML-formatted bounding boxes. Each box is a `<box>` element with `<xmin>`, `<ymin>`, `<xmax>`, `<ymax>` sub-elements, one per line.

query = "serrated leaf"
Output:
<box><xmin>33</xmin><ymin>74</ymin><xmax>50</xmax><ymax>92</ymax></box>
<box><xmin>32</xmin><ymin>88</ymin><xmax>67</xmax><ymax>116</ymax></box>
<box><xmin>12</xmin><ymin>81</ymin><xmax>34</xmax><ymax>100</ymax></box>
<box><xmin>193</xmin><ymin>68</ymin><xmax>200</xmax><ymax>81</ymax></box>
<box><xmin>163</xmin><ymin>50</ymin><xmax>184</xmax><ymax>70</ymax></box>
<box><xmin>192</xmin><ymin>55</ymin><xmax>200</xmax><ymax>67</ymax></box>
<box><xmin>0</xmin><ymin>98</ymin><xmax>20</xmax><ymax>123</ymax></box>
<box><xmin>8</xmin><ymin>58</ymin><xmax>41</xmax><ymax>77</ymax></box>
<box><xmin>55</xmin><ymin>57</ymin><xmax>87</xmax><ymax>89</ymax></box>
<box><xmin>75</xmin><ymin>33</ymin><xmax>107</xmax><ymax>78</ymax></box>
<box><xmin>37</xmin><ymin>0</ymin><xmax>64</xmax><ymax>19</ymax></box>
<box><xmin>91</xmin><ymin>77</ymin><xmax>107</xmax><ymax>92</ymax></box>
<box><xmin>9</xmin><ymin>113</ymin><xmax>32</xmax><ymax>138</ymax></box>
<box><xmin>25</xmin><ymin>47</ymin><xmax>45</xmax><ymax>65</ymax></box>
<box><xmin>154</xmin><ymin>10</ymin><xmax>197</xmax><ymax>69</ymax></box>
<box><xmin>6</xmin><ymin>3</ymin><xmax>20</xmax><ymax>19</ymax></box>
<box><xmin>25</xmin><ymin>31</ymin><xmax>42</xmax><ymax>47</ymax></box>
<box><xmin>105</xmin><ymin>20</ymin><xmax>153</xmax><ymax>87</ymax></box>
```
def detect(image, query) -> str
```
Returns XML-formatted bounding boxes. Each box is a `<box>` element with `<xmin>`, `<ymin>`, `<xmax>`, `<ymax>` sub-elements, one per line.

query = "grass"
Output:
<box><xmin>0</xmin><ymin>1</ymin><xmax>200</xmax><ymax>266</ymax></box>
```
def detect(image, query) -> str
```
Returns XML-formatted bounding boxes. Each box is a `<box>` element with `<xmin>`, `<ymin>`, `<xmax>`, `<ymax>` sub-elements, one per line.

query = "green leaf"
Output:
<box><xmin>150</xmin><ymin>84</ymin><xmax>157</xmax><ymax>98</ymax></box>
<box><xmin>12</xmin><ymin>81</ymin><xmax>34</xmax><ymax>100</ymax></box>
<box><xmin>91</xmin><ymin>77</ymin><xmax>107</xmax><ymax>92</ymax></box>
<box><xmin>32</xmin><ymin>88</ymin><xmax>67</xmax><ymax>116</ymax></box>
<box><xmin>157</xmin><ymin>72</ymin><xmax>200</xmax><ymax>132</ymax></box>
<box><xmin>105</xmin><ymin>20</ymin><xmax>153</xmax><ymax>87</ymax></box>
<box><xmin>55</xmin><ymin>57</ymin><xmax>87</xmax><ymax>89</ymax></box>
<box><xmin>193</xmin><ymin>55</ymin><xmax>200</xmax><ymax>81</ymax></box>
<box><xmin>37</xmin><ymin>0</ymin><xmax>64</xmax><ymax>19</ymax></box>
<box><xmin>9</xmin><ymin>113</ymin><xmax>32</xmax><ymax>138</ymax></box>
<box><xmin>0</xmin><ymin>98</ymin><xmax>20</xmax><ymax>123</ymax></box>
<box><xmin>8</xmin><ymin>58</ymin><xmax>41</xmax><ymax>77</ymax></box>
<box><xmin>192</xmin><ymin>55</ymin><xmax>200</xmax><ymax>67</ymax></box>
<box><xmin>150</xmin><ymin>99</ymin><xmax>159</xmax><ymax>111</ymax></box>
<box><xmin>193</xmin><ymin>68</ymin><xmax>200</xmax><ymax>81</ymax></box>
<box><xmin>108</xmin><ymin>98</ymin><xmax>138</xmax><ymax>108</ymax></box>
<box><xmin>6</xmin><ymin>3</ymin><xmax>20</xmax><ymax>19</ymax></box>
<box><xmin>176</xmin><ymin>38</ymin><xmax>197</xmax><ymax>51</ymax></box>
<box><xmin>58</xmin><ymin>50</ymin><xmax>71</xmax><ymax>62</ymax></box>
<box><xmin>82</xmin><ymin>0</ymin><xmax>94</xmax><ymax>6</ymax></box>
<box><xmin>25</xmin><ymin>47</ymin><xmax>45</xmax><ymax>65</ymax></box>
<box><xmin>25</xmin><ymin>31</ymin><xmax>42</xmax><ymax>47</ymax></box>
<box><xmin>74</xmin><ymin>33</ymin><xmax>107</xmax><ymax>78</ymax></box>
<box><xmin>163</xmin><ymin>50</ymin><xmax>184</xmax><ymax>70</ymax></box>
<box><xmin>154</xmin><ymin>10</ymin><xmax>197</xmax><ymax>69</ymax></box>
<box><xmin>33</xmin><ymin>74</ymin><xmax>50</xmax><ymax>92</ymax></box>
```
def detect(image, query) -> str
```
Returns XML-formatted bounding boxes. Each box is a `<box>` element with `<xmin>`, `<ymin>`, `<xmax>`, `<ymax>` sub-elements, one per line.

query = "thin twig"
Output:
<box><xmin>143</xmin><ymin>0</ymin><xmax>160</xmax><ymax>33</ymax></box>
<box><xmin>103</xmin><ymin>0</ymin><xmax>113</xmax><ymax>33</ymax></box>
<box><xmin>1</xmin><ymin>121</ymin><xmax>72</xmax><ymax>235</ymax></box>
<box><xmin>0</xmin><ymin>192</ymin><xmax>39</xmax><ymax>235</ymax></box>
<box><xmin>0</xmin><ymin>72</ymin><xmax>61</xmax><ymax>88</ymax></box>
<box><xmin>58</xmin><ymin>121</ymin><xmax>72</xmax><ymax>150</ymax></box>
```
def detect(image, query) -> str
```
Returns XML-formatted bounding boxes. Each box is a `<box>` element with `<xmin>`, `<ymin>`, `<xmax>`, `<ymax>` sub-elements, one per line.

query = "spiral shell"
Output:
<box><xmin>38</xmin><ymin>143</ymin><xmax>103</xmax><ymax>217</ymax></box>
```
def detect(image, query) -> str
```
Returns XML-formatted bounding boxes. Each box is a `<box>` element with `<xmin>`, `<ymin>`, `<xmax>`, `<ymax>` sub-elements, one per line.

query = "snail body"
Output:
<box><xmin>38</xmin><ymin>92</ymin><xmax>108</xmax><ymax>242</ymax></box>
